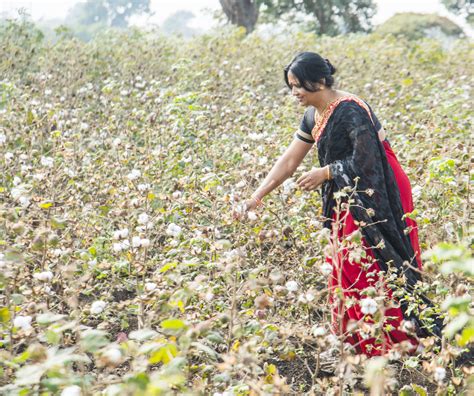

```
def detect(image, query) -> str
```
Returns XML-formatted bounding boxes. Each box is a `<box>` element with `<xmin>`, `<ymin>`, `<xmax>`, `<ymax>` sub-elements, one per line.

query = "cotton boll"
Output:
<box><xmin>320</xmin><ymin>263</ymin><xmax>333</xmax><ymax>276</ymax></box>
<box><xmin>132</xmin><ymin>236</ymin><xmax>141</xmax><ymax>248</ymax></box>
<box><xmin>90</xmin><ymin>301</ymin><xmax>107</xmax><ymax>315</ymax></box>
<box><xmin>140</xmin><ymin>238</ymin><xmax>150</xmax><ymax>248</ymax></box>
<box><xmin>14</xmin><ymin>315</ymin><xmax>32</xmax><ymax>331</ymax></box>
<box><xmin>285</xmin><ymin>280</ymin><xmax>298</xmax><ymax>292</ymax></box>
<box><xmin>166</xmin><ymin>223</ymin><xmax>182</xmax><ymax>237</ymax></box>
<box><xmin>33</xmin><ymin>271</ymin><xmax>53</xmax><ymax>282</ymax></box>
<box><xmin>137</xmin><ymin>213</ymin><xmax>149</xmax><ymax>224</ymax></box>
<box><xmin>360</xmin><ymin>298</ymin><xmax>377</xmax><ymax>315</ymax></box>
<box><xmin>61</xmin><ymin>385</ymin><xmax>82</xmax><ymax>396</ymax></box>
<box><xmin>312</xmin><ymin>326</ymin><xmax>326</xmax><ymax>337</ymax></box>
<box><xmin>40</xmin><ymin>156</ymin><xmax>54</xmax><ymax>167</ymax></box>
<box><xmin>247</xmin><ymin>211</ymin><xmax>257</xmax><ymax>221</ymax></box>
<box><xmin>145</xmin><ymin>282</ymin><xmax>157</xmax><ymax>291</ymax></box>
<box><xmin>112</xmin><ymin>242</ymin><xmax>123</xmax><ymax>252</ymax></box>
<box><xmin>102</xmin><ymin>348</ymin><xmax>122</xmax><ymax>364</ymax></box>
<box><xmin>434</xmin><ymin>367</ymin><xmax>446</xmax><ymax>382</ymax></box>
<box><xmin>126</xmin><ymin>169</ymin><xmax>141</xmax><ymax>180</ymax></box>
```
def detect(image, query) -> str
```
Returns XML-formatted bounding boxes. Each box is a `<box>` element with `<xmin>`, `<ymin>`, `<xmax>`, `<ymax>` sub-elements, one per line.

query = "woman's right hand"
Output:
<box><xmin>232</xmin><ymin>197</ymin><xmax>260</xmax><ymax>220</ymax></box>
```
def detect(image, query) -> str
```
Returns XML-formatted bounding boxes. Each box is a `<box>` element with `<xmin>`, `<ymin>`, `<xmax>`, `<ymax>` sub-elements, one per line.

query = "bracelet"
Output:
<box><xmin>326</xmin><ymin>166</ymin><xmax>331</xmax><ymax>181</ymax></box>
<box><xmin>250</xmin><ymin>195</ymin><xmax>264</xmax><ymax>207</ymax></box>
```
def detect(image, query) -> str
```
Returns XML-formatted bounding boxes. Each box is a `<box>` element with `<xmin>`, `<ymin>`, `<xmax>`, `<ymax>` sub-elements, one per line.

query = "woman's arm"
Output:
<box><xmin>251</xmin><ymin>137</ymin><xmax>313</xmax><ymax>201</ymax></box>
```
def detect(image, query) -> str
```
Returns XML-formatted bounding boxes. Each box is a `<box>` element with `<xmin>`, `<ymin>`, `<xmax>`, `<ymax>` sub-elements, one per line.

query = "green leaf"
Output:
<box><xmin>36</xmin><ymin>313</ymin><xmax>67</xmax><ymax>325</ymax></box>
<box><xmin>38</xmin><ymin>201</ymin><xmax>53</xmax><ymax>209</ymax></box>
<box><xmin>148</xmin><ymin>343</ymin><xmax>178</xmax><ymax>364</ymax></box>
<box><xmin>129</xmin><ymin>329</ymin><xmax>157</xmax><ymax>341</ymax></box>
<box><xmin>443</xmin><ymin>313</ymin><xmax>469</xmax><ymax>338</ymax></box>
<box><xmin>0</xmin><ymin>307</ymin><xmax>10</xmax><ymax>323</ymax></box>
<box><xmin>190</xmin><ymin>342</ymin><xmax>218</xmax><ymax>361</ymax></box>
<box><xmin>459</xmin><ymin>326</ymin><xmax>474</xmax><ymax>346</ymax></box>
<box><xmin>80</xmin><ymin>329</ymin><xmax>109</xmax><ymax>352</ymax></box>
<box><xmin>411</xmin><ymin>383</ymin><xmax>427</xmax><ymax>396</ymax></box>
<box><xmin>160</xmin><ymin>318</ymin><xmax>187</xmax><ymax>331</ymax></box>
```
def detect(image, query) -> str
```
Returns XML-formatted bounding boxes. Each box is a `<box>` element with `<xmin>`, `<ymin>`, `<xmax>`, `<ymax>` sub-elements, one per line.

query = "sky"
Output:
<box><xmin>0</xmin><ymin>0</ymin><xmax>471</xmax><ymax>34</ymax></box>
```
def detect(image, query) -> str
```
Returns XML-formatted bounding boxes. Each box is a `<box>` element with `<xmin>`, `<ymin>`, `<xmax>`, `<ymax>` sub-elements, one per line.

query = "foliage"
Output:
<box><xmin>0</xmin><ymin>21</ymin><xmax>473</xmax><ymax>395</ymax></box>
<box><xmin>441</xmin><ymin>0</ymin><xmax>474</xmax><ymax>26</ymax></box>
<box><xmin>66</xmin><ymin>0</ymin><xmax>151</xmax><ymax>28</ymax></box>
<box><xmin>259</xmin><ymin>0</ymin><xmax>377</xmax><ymax>35</ymax></box>
<box><xmin>375</xmin><ymin>12</ymin><xmax>465</xmax><ymax>41</ymax></box>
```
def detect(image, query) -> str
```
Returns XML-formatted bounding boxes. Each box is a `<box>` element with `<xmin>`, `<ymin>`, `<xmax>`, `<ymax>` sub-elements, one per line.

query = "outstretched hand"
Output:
<box><xmin>297</xmin><ymin>167</ymin><xmax>327</xmax><ymax>191</ymax></box>
<box><xmin>232</xmin><ymin>198</ymin><xmax>259</xmax><ymax>220</ymax></box>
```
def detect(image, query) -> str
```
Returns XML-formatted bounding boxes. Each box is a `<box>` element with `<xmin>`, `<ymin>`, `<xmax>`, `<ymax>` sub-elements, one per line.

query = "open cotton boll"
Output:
<box><xmin>145</xmin><ymin>282</ymin><xmax>157</xmax><ymax>291</ymax></box>
<box><xmin>166</xmin><ymin>223</ymin><xmax>182</xmax><ymax>237</ymax></box>
<box><xmin>360</xmin><ymin>298</ymin><xmax>377</xmax><ymax>315</ymax></box>
<box><xmin>61</xmin><ymin>385</ymin><xmax>82</xmax><ymax>396</ymax></box>
<box><xmin>14</xmin><ymin>315</ymin><xmax>32</xmax><ymax>331</ymax></box>
<box><xmin>285</xmin><ymin>280</ymin><xmax>298</xmax><ymax>292</ymax></box>
<box><xmin>132</xmin><ymin>236</ymin><xmax>142</xmax><ymax>248</ymax></box>
<box><xmin>90</xmin><ymin>301</ymin><xmax>107</xmax><ymax>315</ymax></box>
<box><xmin>137</xmin><ymin>213</ymin><xmax>149</xmax><ymax>224</ymax></box>
<box><xmin>33</xmin><ymin>271</ymin><xmax>53</xmax><ymax>282</ymax></box>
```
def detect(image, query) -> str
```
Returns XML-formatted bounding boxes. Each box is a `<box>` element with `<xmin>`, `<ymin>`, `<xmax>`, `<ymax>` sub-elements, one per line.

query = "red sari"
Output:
<box><xmin>326</xmin><ymin>139</ymin><xmax>421</xmax><ymax>356</ymax></box>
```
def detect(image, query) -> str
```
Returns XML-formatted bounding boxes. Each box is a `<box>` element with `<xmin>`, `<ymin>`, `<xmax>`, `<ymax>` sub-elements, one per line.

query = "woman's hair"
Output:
<box><xmin>284</xmin><ymin>52</ymin><xmax>337</xmax><ymax>92</ymax></box>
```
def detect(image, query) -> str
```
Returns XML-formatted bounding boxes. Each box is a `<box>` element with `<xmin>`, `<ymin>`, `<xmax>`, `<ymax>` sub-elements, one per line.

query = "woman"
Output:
<box><xmin>239</xmin><ymin>52</ymin><xmax>442</xmax><ymax>357</ymax></box>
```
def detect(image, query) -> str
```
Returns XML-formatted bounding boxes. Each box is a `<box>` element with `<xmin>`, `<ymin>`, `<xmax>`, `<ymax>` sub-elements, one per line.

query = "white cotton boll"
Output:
<box><xmin>119</xmin><ymin>228</ymin><xmax>130</xmax><ymax>239</ymax></box>
<box><xmin>61</xmin><ymin>385</ymin><xmax>82</xmax><ymax>396</ymax></box>
<box><xmin>434</xmin><ymin>367</ymin><xmax>446</xmax><ymax>382</ymax></box>
<box><xmin>0</xmin><ymin>133</ymin><xmax>6</xmax><ymax>145</ymax></box>
<box><xmin>258</xmin><ymin>156</ymin><xmax>268</xmax><ymax>166</ymax></box>
<box><xmin>13</xmin><ymin>176</ymin><xmax>21</xmax><ymax>186</ymax></box>
<box><xmin>320</xmin><ymin>263</ymin><xmax>333</xmax><ymax>276</ymax></box>
<box><xmin>19</xmin><ymin>196</ymin><xmax>30</xmax><ymax>208</ymax></box>
<box><xmin>90</xmin><ymin>300</ymin><xmax>106</xmax><ymax>315</ymax></box>
<box><xmin>145</xmin><ymin>282</ymin><xmax>157</xmax><ymax>291</ymax></box>
<box><xmin>360</xmin><ymin>298</ymin><xmax>378</xmax><ymax>315</ymax></box>
<box><xmin>285</xmin><ymin>280</ymin><xmax>298</xmax><ymax>292</ymax></box>
<box><xmin>205</xmin><ymin>292</ymin><xmax>214</xmax><ymax>301</ymax></box>
<box><xmin>312</xmin><ymin>326</ymin><xmax>326</xmax><ymax>337</ymax></box>
<box><xmin>132</xmin><ymin>236</ymin><xmax>141</xmax><ymax>248</ymax></box>
<box><xmin>247</xmin><ymin>211</ymin><xmax>257</xmax><ymax>221</ymax></box>
<box><xmin>33</xmin><ymin>271</ymin><xmax>53</xmax><ymax>282</ymax></box>
<box><xmin>126</xmin><ymin>169</ymin><xmax>141</xmax><ymax>180</ymax></box>
<box><xmin>40</xmin><ymin>156</ymin><xmax>54</xmax><ymax>167</ymax></box>
<box><xmin>137</xmin><ymin>183</ymin><xmax>150</xmax><ymax>192</ymax></box>
<box><xmin>112</xmin><ymin>137</ymin><xmax>121</xmax><ymax>147</ymax></box>
<box><xmin>102</xmin><ymin>348</ymin><xmax>122</xmax><ymax>364</ymax></box>
<box><xmin>172</xmin><ymin>190</ymin><xmax>182</xmax><ymax>199</ymax></box>
<box><xmin>4</xmin><ymin>152</ymin><xmax>14</xmax><ymax>162</ymax></box>
<box><xmin>137</xmin><ymin>213</ymin><xmax>149</xmax><ymax>224</ymax></box>
<box><xmin>14</xmin><ymin>315</ymin><xmax>32</xmax><ymax>331</ymax></box>
<box><xmin>140</xmin><ymin>238</ymin><xmax>150</xmax><ymax>248</ymax></box>
<box><xmin>166</xmin><ymin>223</ymin><xmax>182</xmax><ymax>237</ymax></box>
<box><xmin>306</xmin><ymin>292</ymin><xmax>315</xmax><ymax>302</ymax></box>
<box><xmin>235</xmin><ymin>180</ymin><xmax>246</xmax><ymax>189</ymax></box>
<box><xmin>113</xmin><ymin>230</ymin><xmax>122</xmax><ymax>240</ymax></box>
<box><xmin>112</xmin><ymin>242</ymin><xmax>123</xmax><ymax>252</ymax></box>
<box><xmin>298</xmin><ymin>294</ymin><xmax>307</xmax><ymax>304</ymax></box>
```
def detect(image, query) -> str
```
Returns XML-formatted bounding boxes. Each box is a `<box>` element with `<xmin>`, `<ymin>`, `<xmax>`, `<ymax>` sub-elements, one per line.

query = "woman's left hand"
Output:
<box><xmin>297</xmin><ymin>167</ymin><xmax>328</xmax><ymax>191</ymax></box>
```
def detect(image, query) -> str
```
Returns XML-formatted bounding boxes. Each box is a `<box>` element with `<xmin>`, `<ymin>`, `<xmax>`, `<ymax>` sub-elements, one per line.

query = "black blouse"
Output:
<box><xmin>295</xmin><ymin>99</ymin><xmax>443</xmax><ymax>339</ymax></box>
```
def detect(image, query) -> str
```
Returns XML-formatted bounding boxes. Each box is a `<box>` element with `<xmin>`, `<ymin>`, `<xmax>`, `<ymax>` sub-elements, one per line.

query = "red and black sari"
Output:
<box><xmin>296</xmin><ymin>96</ymin><xmax>443</xmax><ymax>356</ymax></box>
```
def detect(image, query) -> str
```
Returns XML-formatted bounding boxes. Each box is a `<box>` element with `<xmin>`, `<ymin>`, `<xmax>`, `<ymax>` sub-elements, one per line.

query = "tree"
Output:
<box><xmin>219</xmin><ymin>0</ymin><xmax>260</xmax><ymax>33</ymax></box>
<box><xmin>66</xmin><ymin>0</ymin><xmax>151</xmax><ymax>29</ymax></box>
<box><xmin>260</xmin><ymin>0</ymin><xmax>377</xmax><ymax>36</ymax></box>
<box><xmin>441</xmin><ymin>0</ymin><xmax>474</xmax><ymax>26</ymax></box>
<box><xmin>162</xmin><ymin>11</ymin><xmax>200</xmax><ymax>37</ymax></box>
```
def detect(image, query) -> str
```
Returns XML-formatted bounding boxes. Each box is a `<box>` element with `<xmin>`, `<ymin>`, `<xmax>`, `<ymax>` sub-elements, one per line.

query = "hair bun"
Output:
<box><xmin>325</xmin><ymin>58</ymin><xmax>336</xmax><ymax>75</ymax></box>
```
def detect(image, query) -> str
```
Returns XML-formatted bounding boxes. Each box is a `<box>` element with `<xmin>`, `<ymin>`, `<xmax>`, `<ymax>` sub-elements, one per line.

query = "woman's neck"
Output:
<box><xmin>312</xmin><ymin>89</ymin><xmax>348</xmax><ymax>114</ymax></box>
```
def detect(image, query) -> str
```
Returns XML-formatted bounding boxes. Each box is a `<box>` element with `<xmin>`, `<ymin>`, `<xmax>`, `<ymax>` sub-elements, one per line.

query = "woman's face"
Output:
<box><xmin>287</xmin><ymin>70</ymin><xmax>318</xmax><ymax>106</ymax></box>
